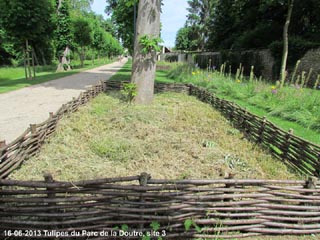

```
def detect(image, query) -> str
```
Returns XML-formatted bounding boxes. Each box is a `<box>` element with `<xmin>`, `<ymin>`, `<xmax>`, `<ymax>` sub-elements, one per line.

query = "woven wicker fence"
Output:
<box><xmin>1</xmin><ymin>80</ymin><xmax>320</xmax><ymax>239</ymax></box>
<box><xmin>0</xmin><ymin>173</ymin><xmax>319</xmax><ymax>239</ymax></box>
<box><xmin>0</xmin><ymin>82</ymin><xmax>106</xmax><ymax>179</ymax></box>
<box><xmin>188</xmin><ymin>85</ymin><xmax>320</xmax><ymax>178</ymax></box>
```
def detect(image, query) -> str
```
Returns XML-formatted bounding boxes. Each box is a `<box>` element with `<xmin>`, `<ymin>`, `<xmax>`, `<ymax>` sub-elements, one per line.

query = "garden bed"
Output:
<box><xmin>10</xmin><ymin>91</ymin><xmax>297</xmax><ymax>181</ymax></box>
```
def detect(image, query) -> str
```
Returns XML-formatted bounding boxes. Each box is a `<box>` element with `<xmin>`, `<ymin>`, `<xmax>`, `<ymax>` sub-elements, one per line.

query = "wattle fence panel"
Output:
<box><xmin>0</xmin><ymin>80</ymin><xmax>320</xmax><ymax>239</ymax></box>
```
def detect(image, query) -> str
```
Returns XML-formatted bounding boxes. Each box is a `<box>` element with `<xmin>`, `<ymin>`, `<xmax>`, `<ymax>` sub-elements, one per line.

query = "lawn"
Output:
<box><xmin>0</xmin><ymin>58</ymin><xmax>115</xmax><ymax>94</ymax></box>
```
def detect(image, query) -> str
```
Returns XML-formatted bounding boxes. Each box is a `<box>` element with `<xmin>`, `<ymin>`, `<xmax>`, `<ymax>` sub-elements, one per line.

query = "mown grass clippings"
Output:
<box><xmin>11</xmin><ymin>92</ymin><xmax>299</xmax><ymax>181</ymax></box>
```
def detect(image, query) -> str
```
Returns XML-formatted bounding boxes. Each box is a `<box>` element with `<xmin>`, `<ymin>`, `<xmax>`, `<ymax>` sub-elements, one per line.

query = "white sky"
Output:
<box><xmin>91</xmin><ymin>0</ymin><xmax>188</xmax><ymax>47</ymax></box>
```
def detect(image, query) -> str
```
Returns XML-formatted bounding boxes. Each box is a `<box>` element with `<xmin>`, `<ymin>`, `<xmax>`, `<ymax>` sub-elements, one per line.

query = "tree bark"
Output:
<box><xmin>56</xmin><ymin>46</ymin><xmax>71</xmax><ymax>72</ymax></box>
<box><xmin>23</xmin><ymin>48</ymin><xmax>28</xmax><ymax>80</ymax></box>
<box><xmin>131</xmin><ymin>0</ymin><xmax>161</xmax><ymax>104</ymax></box>
<box><xmin>40</xmin><ymin>49</ymin><xmax>47</xmax><ymax>66</ymax></box>
<box><xmin>80</xmin><ymin>46</ymin><xmax>85</xmax><ymax>68</ymax></box>
<box><xmin>25</xmin><ymin>39</ymin><xmax>32</xmax><ymax>80</ymax></box>
<box><xmin>280</xmin><ymin>0</ymin><xmax>294</xmax><ymax>88</ymax></box>
<box><xmin>31</xmin><ymin>48</ymin><xmax>36</xmax><ymax>78</ymax></box>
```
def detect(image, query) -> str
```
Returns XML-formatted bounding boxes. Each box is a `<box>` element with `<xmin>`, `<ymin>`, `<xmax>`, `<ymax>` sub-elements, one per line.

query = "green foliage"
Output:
<box><xmin>72</xmin><ymin>17</ymin><xmax>93</xmax><ymax>48</ymax></box>
<box><xmin>120</xmin><ymin>82</ymin><xmax>138</xmax><ymax>103</ymax></box>
<box><xmin>175</xmin><ymin>26</ymin><xmax>199</xmax><ymax>51</ymax></box>
<box><xmin>167</xmin><ymin>63</ymin><xmax>320</xmax><ymax>139</ymax></box>
<box><xmin>184</xmin><ymin>219</ymin><xmax>202</xmax><ymax>233</ymax></box>
<box><xmin>150</xmin><ymin>221</ymin><xmax>160</xmax><ymax>232</ymax></box>
<box><xmin>121</xmin><ymin>224</ymin><xmax>129</xmax><ymax>231</ymax></box>
<box><xmin>180</xmin><ymin>0</ymin><xmax>320</xmax><ymax>53</ymax></box>
<box><xmin>54</xmin><ymin>0</ymin><xmax>73</xmax><ymax>58</ymax></box>
<box><xmin>105</xmin><ymin>0</ymin><xmax>136</xmax><ymax>52</ymax></box>
<box><xmin>139</xmin><ymin>34</ymin><xmax>163</xmax><ymax>55</ymax></box>
<box><xmin>0</xmin><ymin>0</ymin><xmax>122</xmax><ymax>66</ymax></box>
<box><xmin>0</xmin><ymin>0</ymin><xmax>55</xmax><ymax>42</ymax></box>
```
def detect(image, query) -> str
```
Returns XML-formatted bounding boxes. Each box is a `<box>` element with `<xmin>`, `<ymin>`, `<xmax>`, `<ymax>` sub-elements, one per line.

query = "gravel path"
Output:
<box><xmin>0</xmin><ymin>60</ymin><xmax>127</xmax><ymax>143</ymax></box>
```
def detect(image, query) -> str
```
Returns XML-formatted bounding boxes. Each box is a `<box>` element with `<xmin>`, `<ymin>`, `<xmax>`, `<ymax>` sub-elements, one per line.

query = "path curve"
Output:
<box><xmin>0</xmin><ymin>60</ymin><xmax>127</xmax><ymax>143</ymax></box>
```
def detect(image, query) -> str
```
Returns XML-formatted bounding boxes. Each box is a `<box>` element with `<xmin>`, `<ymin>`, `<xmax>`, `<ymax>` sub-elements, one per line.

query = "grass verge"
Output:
<box><xmin>166</xmin><ymin>63</ymin><xmax>320</xmax><ymax>145</ymax></box>
<box><xmin>0</xmin><ymin>58</ymin><xmax>115</xmax><ymax>94</ymax></box>
<box><xmin>109</xmin><ymin>60</ymin><xmax>174</xmax><ymax>83</ymax></box>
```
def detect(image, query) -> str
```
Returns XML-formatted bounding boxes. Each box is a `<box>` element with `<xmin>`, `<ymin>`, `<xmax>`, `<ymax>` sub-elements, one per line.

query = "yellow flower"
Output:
<box><xmin>192</xmin><ymin>72</ymin><xmax>196</xmax><ymax>75</ymax></box>
<box><xmin>236</xmin><ymin>79</ymin><xmax>241</xmax><ymax>83</ymax></box>
<box><xmin>271</xmin><ymin>86</ymin><xmax>276</xmax><ymax>90</ymax></box>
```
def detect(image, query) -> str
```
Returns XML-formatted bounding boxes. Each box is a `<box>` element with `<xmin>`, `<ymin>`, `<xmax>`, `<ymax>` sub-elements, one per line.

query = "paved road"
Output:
<box><xmin>0</xmin><ymin>60</ymin><xmax>127</xmax><ymax>143</ymax></box>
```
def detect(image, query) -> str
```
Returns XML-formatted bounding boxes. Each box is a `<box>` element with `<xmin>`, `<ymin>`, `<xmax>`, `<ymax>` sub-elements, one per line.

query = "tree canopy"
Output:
<box><xmin>0</xmin><ymin>0</ymin><xmax>123</xmax><ymax>70</ymax></box>
<box><xmin>176</xmin><ymin>0</ymin><xmax>320</xmax><ymax>52</ymax></box>
<box><xmin>105</xmin><ymin>0</ymin><xmax>136</xmax><ymax>52</ymax></box>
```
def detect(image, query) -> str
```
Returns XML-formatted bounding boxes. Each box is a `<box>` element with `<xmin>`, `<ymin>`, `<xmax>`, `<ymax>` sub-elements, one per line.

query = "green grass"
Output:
<box><xmin>109</xmin><ymin>61</ymin><xmax>320</xmax><ymax>145</ymax></box>
<box><xmin>109</xmin><ymin>59</ymin><xmax>132</xmax><ymax>81</ymax></box>
<box><xmin>166</xmin><ymin>63</ymin><xmax>320</xmax><ymax>145</ymax></box>
<box><xmin>0</xmin><ymin>58</ymin><xmax>115</xmax><ymax>94</ymax></box>
<box><xmin>109</xmin><ymin>60</ymin><xmax>175</xmax><ymax>83</ymax></box>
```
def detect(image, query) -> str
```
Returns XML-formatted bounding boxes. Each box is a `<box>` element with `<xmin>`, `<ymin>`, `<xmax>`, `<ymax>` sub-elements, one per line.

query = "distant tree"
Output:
<box><xmin>131</xmin><ymin>0</ymin><xmax>161</xmax><ymax>104</ymax></box>
<box><xmin>105</xmin><ymin>0</ymin><xmax>136</xmax><ymax>53</ymax></box>
<box><xmin>55</xmin><ymin>0</ymin><xmax>73</xmax><ymax>71</ymax></box>
<box><xmin>175</xmin><ymin>26</ymin><xmax>198</xmax><ymax>51</ymax></box>
<box><xmin>72</xmin><ymin>17</ymin><xmax>93</xmax><ymax>67</ymax></box>
<box><xmin>0</xmin><ymin>0</ymin><xmax>55</xmax><ymax>79</ymax></box>
<box><xmin>186</xmin><ymin>0</ymin><xmax>216</xmax><ymax>50</ymax></box>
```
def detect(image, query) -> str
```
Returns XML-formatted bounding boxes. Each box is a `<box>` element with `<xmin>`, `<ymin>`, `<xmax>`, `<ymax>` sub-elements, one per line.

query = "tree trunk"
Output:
<box><xmin>131</xmin><ymin>0</ymin><xmax>161</xmax><ymax>104</ymax></box>
<box><xmin>280</xmin><ymin>0</ymin><xmax>294</xmax><ymax>88</ymax></box>
<box><xmin>40</xmin><ymin>49</ymin><xmax>47</xmax><ymax>66</ymax></box>
<box><xmin>56</xmin><ymin>46</ymin><xmax>71</xmax><ymax>72</ymax></box>
<box><xmin>31</xmin><ymin>48</ymin><xmax>36</xmax><ymax>78</ymax></box>
<box><xmin>23</xmin><ymin>48</ymin><xmax>28</xmax><ymax>80</ymax></box>
<box><xmin>32</xmin><ymin>47</ymin><xmax>39</xmax><ymax>66</ymax></box>
<box><xmin>80</xmin><ymin>46</ymin><xmax>85</xmax><ymax>68</ymax></box>
<box><xmin>25</xmin><ymin>39</ymin><xmax>32</xmax><ymax>80</ymax></box>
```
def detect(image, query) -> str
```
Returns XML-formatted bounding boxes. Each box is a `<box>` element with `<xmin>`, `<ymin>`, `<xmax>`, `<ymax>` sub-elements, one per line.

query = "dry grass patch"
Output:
<box><xmin>11</xmin><ymin>92</ymin><xmax>299</xmax><ymax>181</ymax></box>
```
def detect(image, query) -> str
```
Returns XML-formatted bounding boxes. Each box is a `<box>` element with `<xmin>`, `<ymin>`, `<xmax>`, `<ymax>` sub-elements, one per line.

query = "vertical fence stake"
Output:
<box><xmin>0</xmin><ymin>140</ymin><xmax>7</xmax><ymax>163</ymax></box>
<box><xmin>139</xmin><ymin>172</ymin><xmax>151</xmax><ymax>231</ymax></box>
<box><xmin>224</xmin><ymin>173</ymin><xmax>235</xmax><ymax>215</ymax></box>
<box><xmin>44</xmin><ymin>173</ymin><xmax>56</xmax><ymax>237</ymax></box>
<box><xmin>282</xmin><ymin>128</ymin><xmax>293</xmax><ymax>161</ymax></box>
<box><xmin>30</xmin><ymin>124</ymin><xmax>37</xmax><ymax>135</ymax></box>
<box><xmin>316</xmin><ymin>153</ymin><xmax>320</xmax><ymax>177</ymax></box>
<box><xmin>100</xmin><ymin>80</ymin><xmax>105</xmax><ymax>92</ymax></box>
<box><xmin>0</xmin><ymin>140</ymin><xmax>6</xmax><ymax>149</ymax></box>
<box><xmin>258</xmin><ymin>116</ymin><xmax>267</xmax><ymax>143</ymax></box>
<box><xmin>303</xmin><ymin>176</ymin><xmax>318</xmax><ymax>206</ymax></box>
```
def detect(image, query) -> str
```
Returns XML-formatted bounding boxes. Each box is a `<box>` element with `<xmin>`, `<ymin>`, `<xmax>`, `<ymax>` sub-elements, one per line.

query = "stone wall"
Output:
<box><xmin>160</xmin><ymin>49</ymin><xmax>277</xmax><ymax>81</ymax></box>
<box><xmin>160</xmin><ymin>48</ymin><xmax>320</xmax><ymax>84</ymax></box>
